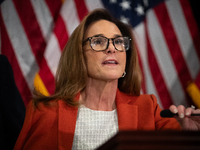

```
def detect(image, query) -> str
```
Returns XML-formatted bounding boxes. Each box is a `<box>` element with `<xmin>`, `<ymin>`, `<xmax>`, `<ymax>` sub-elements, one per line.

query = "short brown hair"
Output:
<box><xmin>33</xmin><ymin>9</ymin><xmax>142</xmax><ymax>106</ymax></box>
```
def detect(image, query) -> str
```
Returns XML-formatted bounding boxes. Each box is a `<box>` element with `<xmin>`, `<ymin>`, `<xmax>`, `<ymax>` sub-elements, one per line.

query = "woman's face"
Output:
<box><xmin>83</xmin><ymin>20</ymin><xmax>126</xmax><ymax>81</ymax></box>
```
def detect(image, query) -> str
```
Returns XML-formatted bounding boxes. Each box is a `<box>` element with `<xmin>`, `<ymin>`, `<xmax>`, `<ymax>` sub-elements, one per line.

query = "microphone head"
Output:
<box><xmin>160</xmin><ymin>109</ymin><xmax>175</xmax><ymax>118</ymax></box>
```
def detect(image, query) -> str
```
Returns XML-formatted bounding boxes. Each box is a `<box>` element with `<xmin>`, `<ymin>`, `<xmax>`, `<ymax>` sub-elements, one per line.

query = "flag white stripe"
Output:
<box><xmin>85</xmin><ymin>0</ymin><xmax>104</xmax><ymax>11</ymax></box>
<box><xmin>44</xmin><ymin>0</ymin><xmax>79</xmax><ymax>78</ymax></box>
<box><xmin>61</xmin><ymin>0</ymin><xmax>80</xmax><ymax>36</ymax></box>
<box><xmin>134</xmin><ymin>23</ymin><xmax>163</xmax><ymax>108</ymax></box>
<box><xmin>1</xmin><ymin>0</ymin><xmax>39</xmax><ymax>90</ymax></box>
<box><xmin>30</xmin><ymin>0</ymin><xmax>54</xmax><ymax>42</ymax></box>
<box><xmin>166</xmin><ymin>0</ymin><xmax>200</xmax><ymax>79</ymax></box>
<box><xmin>44</xmin><ymin>34</ymin><xmax>61</xmax><ymax>76</ymax></box>
<box><xmin>147</xmin><ymin>9</ymin><xmax>187</xmax><ymax>106</ymax></box>
<box><xmin>145</xmin><ymin>63</ymin><xmax>163</xmax><ymax>108</ymax></box>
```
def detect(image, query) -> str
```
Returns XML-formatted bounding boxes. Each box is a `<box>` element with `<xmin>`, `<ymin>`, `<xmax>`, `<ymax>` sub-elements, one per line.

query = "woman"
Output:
<box><xmin>14</xmin><ymin>9</ymin><xmax>200</xmax><ymax>150</ymax></box>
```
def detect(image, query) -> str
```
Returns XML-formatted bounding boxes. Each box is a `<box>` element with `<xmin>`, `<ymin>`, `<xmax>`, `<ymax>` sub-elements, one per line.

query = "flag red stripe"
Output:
<box><xmin>138</xmin><ymin>51</ymin><xmax>146</xmax><ymax>94</ymax></box>
<box><xmin>134</xmin><ymin>40</ymin><xmax>146</xmax><ymax>94</ymax></box>
<box><xmin>180</xmin><ymin>0</ymin><xmax>200</xmax><ymax>60</ymax></box>
<box><xmin>74</xmin><ymin>0</ymin><xmax>88</xmax><ymax>21</ymax></box>
<box><xmin>44</xmin><ymin>0</ymin><xmax>62</xmax><ymax>22</ymax></box>
<box><xmin>13</xmin><ymin>0</ymin><xmax>45</xmax><ymax>64</ymax></box>
<box><xmin>195</xmin><ymin>72</ymin><xmax>200</xmax><ymax>89</ymax></box>
<box><xmin>13</xmin><ymin>0</ymin><xmax>55</xmax><ymax>94</ymax></box>
<box><xmin>37</xmin><ymin>64</ymin><xmax>55</xmax><ymax>94</ymax></box>
<box><xmin>54</xmin><ymin>14</ymin><xmax>69</xmax><ymax>50</ymax></box>
<box><xmin>0</xmin><ymin>13</ymin><xmax>32</xmax><ymax>106</ymax></box>
<box><xmin>145</xmin><ymin>21</ymin><xmax>173</xmax><ymax>109</ymax></box>
<box><xmin>154</xmin><ymin>3</ymin><xmax>192</xmax><ymax>89</ymax></box>
<box><xmin>38</xmin><ymin>60</ymin><xmax>55</xmax><ymax>94</ymax></box>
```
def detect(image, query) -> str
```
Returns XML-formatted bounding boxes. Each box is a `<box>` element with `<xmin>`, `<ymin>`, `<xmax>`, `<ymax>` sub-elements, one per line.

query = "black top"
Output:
<box><xmin>0</xmin><ymin>55</ymin><xmax>25</xmax><ymax>150</ymax></box>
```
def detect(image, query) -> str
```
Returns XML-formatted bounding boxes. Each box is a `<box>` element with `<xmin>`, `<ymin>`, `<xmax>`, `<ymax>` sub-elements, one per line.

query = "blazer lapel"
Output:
<box><xmin>57</xmin><ymin>94</ymin><xmax>79</xmax><ymax>150</ymax></box>
<box><xmin>116</xmin><ymin>90</ymin><xmax>138</xmax><ymax>130</ymax></box>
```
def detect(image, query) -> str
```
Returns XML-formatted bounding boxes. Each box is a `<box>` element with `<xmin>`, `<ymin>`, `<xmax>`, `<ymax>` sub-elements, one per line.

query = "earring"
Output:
<box><xmin>122</xmin><ymin>71</ymin><xmax>126</xmax><ymax>77</ymax></box>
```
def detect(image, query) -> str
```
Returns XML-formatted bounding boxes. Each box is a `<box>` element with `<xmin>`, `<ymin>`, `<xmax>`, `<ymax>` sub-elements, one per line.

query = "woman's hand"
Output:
<box><xmin>169</xmin><ymin>105</ymin><xmax>200</xmax><ymax>130</ymax></box>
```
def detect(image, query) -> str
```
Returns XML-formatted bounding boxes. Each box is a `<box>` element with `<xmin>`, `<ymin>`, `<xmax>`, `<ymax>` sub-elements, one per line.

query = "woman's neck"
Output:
<box><xmin>80</xmin><ymin>78</ymin><xmax>118</xmax><ymax>111</ymax></box>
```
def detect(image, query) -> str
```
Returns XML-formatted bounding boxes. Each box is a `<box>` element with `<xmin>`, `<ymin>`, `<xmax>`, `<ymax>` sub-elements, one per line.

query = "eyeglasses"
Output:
<box><xmin>83</xmin><ymin>36</ymin><xmax>131</xmax><ymax>52</ymax></box>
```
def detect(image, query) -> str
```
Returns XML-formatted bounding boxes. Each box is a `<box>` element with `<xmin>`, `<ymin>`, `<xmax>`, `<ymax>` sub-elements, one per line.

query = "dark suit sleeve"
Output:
<box><xmin>0</xmin><ymin>55</ymin><xmax>26</xmax><ymax>150</ymax></box>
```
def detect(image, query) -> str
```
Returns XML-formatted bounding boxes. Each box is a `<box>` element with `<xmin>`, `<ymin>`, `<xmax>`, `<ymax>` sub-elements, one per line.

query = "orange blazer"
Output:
<box><xmin>14</xmin><ymin>90</ymin><xmax>180</xmax><ymax>150</ymax></box>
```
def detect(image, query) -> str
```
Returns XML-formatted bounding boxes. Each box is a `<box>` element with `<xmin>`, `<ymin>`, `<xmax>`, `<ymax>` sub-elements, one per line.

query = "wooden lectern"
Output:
<box><xmin>97</xmin><ymin>130</ymin><xmax>200</xmax><ymax>150</ymax></box>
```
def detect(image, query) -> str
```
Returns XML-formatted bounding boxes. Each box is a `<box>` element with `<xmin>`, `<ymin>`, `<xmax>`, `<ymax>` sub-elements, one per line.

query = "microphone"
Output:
<box><xmin>160</xmin><ymin>109</ymin><xmax>200</xmax><ymax>118</ymax></box>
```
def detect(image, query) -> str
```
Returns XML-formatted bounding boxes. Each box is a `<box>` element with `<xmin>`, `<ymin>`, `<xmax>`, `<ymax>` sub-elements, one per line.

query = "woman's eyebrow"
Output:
<box><xmin>92</xmin><ymin>34</ymin><xmax>122</xmax><ymax>38</ymax></box>
<box><xmin>114</xmin><ymin>34</ymin><xmax>123</xmax><ymax>38</ymax></box>
<box><xmin>93</xmin><ymin>34</ymin><xmax>104</xmax><ymax>37</ymax></box>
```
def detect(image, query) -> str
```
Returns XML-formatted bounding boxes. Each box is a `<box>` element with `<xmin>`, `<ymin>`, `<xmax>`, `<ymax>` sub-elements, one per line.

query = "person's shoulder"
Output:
<box><xmin>0</xmin><ymin>54</ymin><xmax>8</xmax><ymax>60</ymax></box>
<box><xmin>0</xmin><ymin>55</ymin><xmax>10</xmax><ymax>68</ymax></box>
<box><xmin>123</xmin><ymin>92</ymin><xmax>156</xmax><ymax>99</ymax></box>
<box><xmin>137</xmin><ymin>94</ymin><xmax>156</xmax><ymax>100</ymax></box>
<box><xmin>122</xmin><ymin>92</ymin><xmax>157</xmax><ymax>104</ymax></box>
<box><xmin>26</xmin><ymin>100</ymin><xmax>60</xmax><ymax>120</ymax></box>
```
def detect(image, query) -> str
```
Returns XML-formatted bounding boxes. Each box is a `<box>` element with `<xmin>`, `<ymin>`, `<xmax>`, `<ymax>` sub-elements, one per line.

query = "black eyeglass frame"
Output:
<box><xmin>83</xmin><ymin>36</ymin><xmax>131</xmax><ymax>52</ymax></box>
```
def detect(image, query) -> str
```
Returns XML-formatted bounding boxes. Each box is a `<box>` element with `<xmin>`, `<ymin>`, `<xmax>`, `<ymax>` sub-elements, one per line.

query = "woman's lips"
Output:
<box><xmin>102</xmin><ymin>60</ymin><xmax>118</xmax><ymax>64</ymax></box>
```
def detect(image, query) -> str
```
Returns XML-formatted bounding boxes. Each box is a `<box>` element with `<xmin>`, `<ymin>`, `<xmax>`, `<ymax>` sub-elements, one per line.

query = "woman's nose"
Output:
<box><xmin>106</xmin><ymin>40</ymin><xmax>116</xmax><ymax>53</ymax></box>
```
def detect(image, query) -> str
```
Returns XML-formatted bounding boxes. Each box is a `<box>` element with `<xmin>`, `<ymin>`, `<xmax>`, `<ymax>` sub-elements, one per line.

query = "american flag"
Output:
<box><xmin>1</xmin><ymin>0</ymin><xmax>200</xmax><ymax>109</ymax></box>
